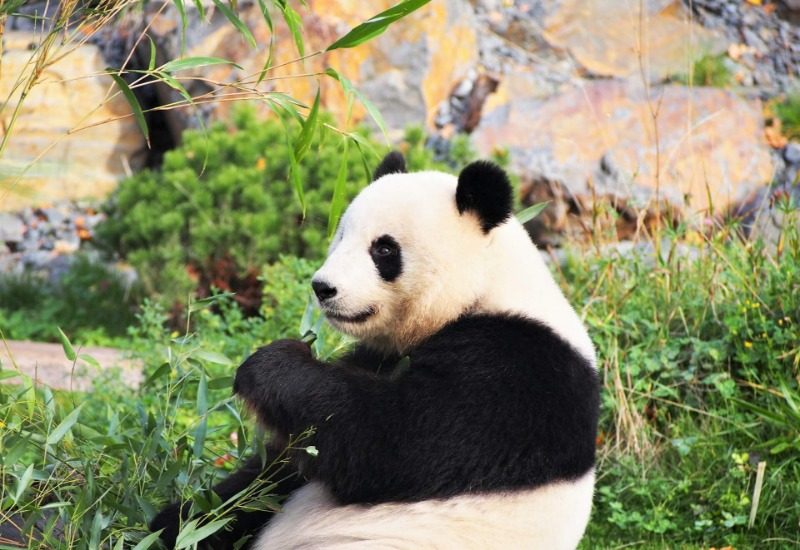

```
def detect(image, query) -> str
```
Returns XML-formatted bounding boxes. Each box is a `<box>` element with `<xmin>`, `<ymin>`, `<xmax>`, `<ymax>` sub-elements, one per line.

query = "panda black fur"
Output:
<box><xmin>151</xmin><ymin>154</ymin><xmax>600</xmax><ymax>549</ymax></box>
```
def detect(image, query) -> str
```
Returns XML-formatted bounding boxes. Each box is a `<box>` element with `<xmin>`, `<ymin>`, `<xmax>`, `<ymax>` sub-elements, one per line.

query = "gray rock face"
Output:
<box><xmin>0</xmin><ymin>213</ymin><xmax>25</xmax><ymax>244</ymax></box>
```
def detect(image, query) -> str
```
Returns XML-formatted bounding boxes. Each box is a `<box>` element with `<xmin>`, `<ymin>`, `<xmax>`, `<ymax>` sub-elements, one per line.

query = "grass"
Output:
<box><xmin>673</xmin><ymin>54</ymin><xmax>732</xmax><ymax>88</ymax></box>
<box><xmin>774</xmin><ymin>94</ymin><xmax>800</xmax><ymax>141</ymax></box>
<box><xmin>1</xmin><ymin>199</ymin><xmax>799</xmax><ymax>547</ymax></box>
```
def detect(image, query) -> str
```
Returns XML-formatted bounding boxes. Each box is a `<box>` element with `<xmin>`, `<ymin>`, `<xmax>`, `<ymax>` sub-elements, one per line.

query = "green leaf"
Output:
<box><xmin>79</xmin><ymin>353</ymin><xmax>100</xmax><ymax>369</ymax></box>
<box><xmin>193</xmin><ymin>416</ymin><xmax>207</xmax><ymax>459</ymax></box>
<box><xmin>173</xmin><ymin>0</ymin><xmax>187</xmax><ymax>35</ymax></box>
<box><xmin>132</xmin><ymin>531</ymin><xmax>164</xmax><ymax>550</ymax></box>
<box><xmin>57</xmin><ymin>327</ymin><xmax>76</xmax><ymax>361</ymax></box>
<box><xmin>211</xmin><ymin>0</ymin><xmax>256</xmax><ymax>48</ymax></box>
<box><xmin>197</xmin><ymin>371</ymin><xmax>208</xmax><ymax>416</ymax></box>
<box><xmin>108</xmin><ymin>71</ymin><xmax>150</xmax><ymax>146</ymax></box>
<box><xmin>13</xmin><ymin>464</ymin><xmax>34</xmax><ymax>504</ymax></box>
<box><xmin>46</xmin><ymin>403</ymin><xmax>84</xmax><ymax>446</ymax></box>
<box><xmin>326</xmin><ymin>68</ymin><xmax>388</xmax><ymax>142</ymax></box>
<box><xmin>161</xmin><ymin>56</ymin><xmax>242</xmax><ymax>73</ymax></box>
<box><xmin>194</xmin><ymin>350</ymin><xmax>233</xmax><ymax>366</ymax></box>
<box><xmin>279</xmin><ymin>2</ymin><xmax>305</xmax><ymax>57</ymax></box>
<box><xmin>515</xmin><ymin>201</ymin><xmax>550</xmax><ymax>225</ymax></box>
<box><xmin>288</xmin><ymin>136</ymin><xmax>307</xmax><ymax>217</ymax></box>
<box><xmin>175</xmin><ymin>518</ymin><xmax>233</xmax><ymax>549</ymax></box>
<box><xmin>294</xmin><ymin>88</ymin><xmax>320</xmax><ymax>161</ymax></box>
<box><xmin>208</xmin><ymin>376</ymin><xmax>234</xmax><ymax>390</ymax></box>
<box><xmin>191</xmin><ymin>0</ymin><xmax>206</xmax><ymax>20</ymax></box>
<box><xmin>147</xmin><ymin>36</ymin><xmax>157</xmax><ymax>71</ymax></box>
<box><xmin>326</xmin><ymin>0</ymin><xmax>431</xmax><ymax>51</ymax></box>
<box><xmin>328</xmin><ymin>138</ymin><xmax>350</xmax><ymax>237</ymax></box>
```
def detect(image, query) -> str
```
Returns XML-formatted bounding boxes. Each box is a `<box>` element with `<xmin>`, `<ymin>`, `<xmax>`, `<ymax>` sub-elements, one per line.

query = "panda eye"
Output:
<box><xmin>376</xmin><ymin>244</ymin><xmax>394</xmax><ymax>256</ymax></box>
<box><xmin>370</xmin><ymin>237</ymin><xmax>399</xmax><ymax>257</ymax></box>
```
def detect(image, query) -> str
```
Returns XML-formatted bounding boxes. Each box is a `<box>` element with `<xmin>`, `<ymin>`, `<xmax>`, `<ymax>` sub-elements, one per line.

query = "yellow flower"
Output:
<box><xmin>256</xmin><ymin>157</ymin><xmax>267</xmax><ymax>170</ymax></box>
<box><xmin>744</xmin><ymin>341</ymin><xmax>753</xmax><ymax>349</ymax></box>
<box><xmin>0</xmin><ymin>420</ymin><xmax>5</xmax><ymax>429</ymax></box>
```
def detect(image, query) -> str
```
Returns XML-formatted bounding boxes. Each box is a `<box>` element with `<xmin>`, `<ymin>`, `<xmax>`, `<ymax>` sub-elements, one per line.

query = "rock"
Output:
<box><xmin>543</xmin><ymin>0</ymin><xmax>725</xmax><ymax>81</ymax></box>
<box><xmin>472</xmin><ymin>80</ymin><xmax>774</xmax><ymax>221</ymax></box>
<box><xmin>0</xmin><ymin>213</ymin><xmax>25</xmax><ymax>243</ymax></box>
<box><xmin>144</xmin><ymin>0</ymin><xmax>479</xmax><ymax>132</ymax></box>
<box><xmin>784</xmin><ymin>143</ymin><xmax>800</xmax><ymax>165</ymax></box>
<box><xmin>0</xmin><ymin>32</ymin><xmax>146</xmax><ymax>212</ymax></box>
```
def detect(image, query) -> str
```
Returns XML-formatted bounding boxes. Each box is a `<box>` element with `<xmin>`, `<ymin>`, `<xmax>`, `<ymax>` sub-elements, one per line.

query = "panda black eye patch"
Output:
<box><xmin>370</xmin><ymin>235</ymin><xmax>402</xmax><ymax>282</ymax></box>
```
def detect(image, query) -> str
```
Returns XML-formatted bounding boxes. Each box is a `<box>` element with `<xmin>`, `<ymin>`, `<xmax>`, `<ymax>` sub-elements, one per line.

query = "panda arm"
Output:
<box><xmin>233</xmin><ymin>340</ymin><xmax>403</xmax><ymax>500</ymax></box>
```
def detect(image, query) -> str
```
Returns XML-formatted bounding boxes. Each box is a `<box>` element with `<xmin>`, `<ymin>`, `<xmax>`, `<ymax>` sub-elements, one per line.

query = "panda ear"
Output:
<box><xmin>373</xmin><ymin>151</ymin><xmax>407</xmax><ymax>181</ymax></box>
<box><xmin>456</xmin><ymin>161</ymin><xmax>513</xmax><ymax>233</ymax></box>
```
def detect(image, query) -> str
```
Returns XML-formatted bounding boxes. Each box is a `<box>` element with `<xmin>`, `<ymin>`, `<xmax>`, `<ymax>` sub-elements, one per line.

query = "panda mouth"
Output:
<box><xmin>325</xmin><ymin>306</ymin><xmax>377</xmax><ymax>324</ymax></box>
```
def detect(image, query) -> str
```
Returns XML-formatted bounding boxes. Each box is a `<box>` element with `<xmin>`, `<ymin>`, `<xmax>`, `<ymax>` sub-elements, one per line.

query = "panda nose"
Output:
<box><xmin>312</xmin><ymin>280</ymin><xmax>337</xmax><ymax>302</ymax></box>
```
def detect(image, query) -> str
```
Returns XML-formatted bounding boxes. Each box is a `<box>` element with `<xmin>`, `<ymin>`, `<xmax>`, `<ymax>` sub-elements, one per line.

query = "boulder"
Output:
<box><xmin>472</xmin><ymin>79</ymin><xmax>774</xmax><ymax>224</ymax></box>
<box><xmin>543</xmin><ymin>0</ymin><xmax>725</xmax><ymax>81</ymax></box>
<box><xmin>0</xmin><ymin>33</ymin><xmax>146</xmax><ymax>211</ymax></box>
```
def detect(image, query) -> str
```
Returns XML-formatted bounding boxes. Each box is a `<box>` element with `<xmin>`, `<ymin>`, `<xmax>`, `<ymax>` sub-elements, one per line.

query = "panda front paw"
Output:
<box><xmin>234</xmin><ymin>339</ymin><xmax>314</xmax><ymax>405</ymax></box>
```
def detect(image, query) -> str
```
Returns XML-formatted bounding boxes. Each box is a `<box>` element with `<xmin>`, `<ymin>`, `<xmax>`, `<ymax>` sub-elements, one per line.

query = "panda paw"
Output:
<box><xmin>234</xmin><ymin>339</ymin><xmax>314</xmax><ymax>401</ymax></box>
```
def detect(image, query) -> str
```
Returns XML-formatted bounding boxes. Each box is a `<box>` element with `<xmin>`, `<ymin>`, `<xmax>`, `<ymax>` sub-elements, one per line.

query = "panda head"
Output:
<box><xmin>311</xmin><ymin>151</ymin><xmax>514</xmax><ymax>353</ymax></box>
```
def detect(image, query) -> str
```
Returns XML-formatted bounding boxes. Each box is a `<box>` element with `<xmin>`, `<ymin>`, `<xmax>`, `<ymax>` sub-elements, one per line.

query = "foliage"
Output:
<box><xmin>774</xmin><ymin>94</ymin><xmax>800</xmax><ymax>141</ymax></box>
<box><xmin>3</xmin><ymin>214</ymin><xmax>799</xmax><ymax>546</ymax></box>
<box><xmin>97</xmin><ymin>108</ymin><xmax>370</xmax><ymax>308</ymax></box>
<box><xmin>563</xmin><ymin>208</ymin><xmax>800</xmax><ymax>548</ymax></box>
<box><xmin>0</xmin><ymin>256</ymin><xmax>140</xmax><ymax>346</ymax></box>
<box><xmin>673</xmin><ymin>54</ymin><xmax>732</xmax><ymax>88</ymax></box>
<box><xmin>97</xmin><ymin>109</ymin><xmax>492</xmax><ymax>311</ymax></box>
<box><xmin>0</xmin><ymin>257</ymin><xmax>343</xmax><ymax>548</ymax></box>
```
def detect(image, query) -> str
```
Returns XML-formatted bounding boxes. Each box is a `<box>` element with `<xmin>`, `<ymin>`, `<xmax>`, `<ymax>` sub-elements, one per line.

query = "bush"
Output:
<box><xmin>98</xmin><ymin>108</ymin><xmax>494</xmax><ymax>312</ymax></box>
<box><xmin>0</xmin><ymin>256</ymin><xmax>140</xmax><ymax>345</ymax></box>
<box><xmin>774</xmin><ymin>94</ymin><xmax>800</xmax><ymax>141</ymax></box>
<box><xmin>562</xmin><ymin>212</ymin><xmax>800</xmax><ymax>547</ymax></box>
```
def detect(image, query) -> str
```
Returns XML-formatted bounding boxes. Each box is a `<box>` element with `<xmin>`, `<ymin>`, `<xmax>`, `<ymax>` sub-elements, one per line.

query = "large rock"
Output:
<box><xmin>472</xmin><ymin>80</ymin><xmax>774</xmax><ymax>220</ymax></box>
<box><xmin>543</xmin><ymin>0</ymin><xmax>725</xmax><ymax>81</ymax></box>
<box><xmin>146</xmin><ymin>0</ymin><xmax>479</xmax><ymax>133</ymax></box>
<box><xmin>0</xmin><ymin>33</ymin><xmax>146</xmax><ymax>212</ymax></box>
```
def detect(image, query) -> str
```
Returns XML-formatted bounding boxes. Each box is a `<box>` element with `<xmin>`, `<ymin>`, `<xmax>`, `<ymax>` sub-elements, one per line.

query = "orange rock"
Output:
<box><xmin>543</xmin><ymin>0</ymin><xmax>725</xmax><ymax>81</ymax></box>
<box><xmin>0</xmin><ymin>33</ymin><xmax>146</xmax><ymax>211</ymax></box>
<box><xmin>473</xmin><ymin>80</ymin><xmax>774</xmax><ymax>219</ymax></box>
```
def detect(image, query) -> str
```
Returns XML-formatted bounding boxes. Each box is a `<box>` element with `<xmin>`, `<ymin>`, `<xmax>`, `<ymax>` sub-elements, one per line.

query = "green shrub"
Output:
<box><xmin>98</xmin><ymin>108</ymin><xmax>371</xmax><ymax>307</ymax></box>
<box><xmin>98</xmin><ymin>108</ymin><xmax>498</xmax><ymax>311</ymax></box>
<box><xmin>0</xmin><ymin>256</ymin><xmax>140</xmax><ymax>345</ymax></box>
<box><xmin>774</xmin><ymin>94</ymin><xmax>800</xmax><ymax>140</ymax></box>
<box><xmin>563</xmin><ymin>213</ymin><xmax>800</xmax><ymax>547</ymax></box>
<box><xmin>672</xmin><ymin>54</ymin><xmax>732</xmax><ymax>88</ymax></box>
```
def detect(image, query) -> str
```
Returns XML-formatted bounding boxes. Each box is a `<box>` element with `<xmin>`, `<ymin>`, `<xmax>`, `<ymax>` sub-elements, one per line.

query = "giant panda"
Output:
<box><xmin>151</xmin><ymin>152</ymin><xmax>600</xmax><ymax>549</ymax></box>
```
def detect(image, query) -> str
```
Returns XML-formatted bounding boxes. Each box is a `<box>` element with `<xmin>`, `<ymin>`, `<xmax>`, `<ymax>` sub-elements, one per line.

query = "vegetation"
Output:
<box><xmin>2</xmin><ymin>205</ymin><xmax>799</xmax><ymax>548</ymax></box>
<box><xmin>674</xmin><ymin>54</ymin><xmax>732</xmax><ymax>88</ymax></box>
<box><xmin>0</xmin><ymin>256</ymin><xmax>140</xmax><ymax>346</ymax></box>
<box><xmin>97</xmin><ymin>110</ymin><xmax>494</xmax><ymax>311</ymax></box>
<box><xmin>774</xmin><ymin>94</ymin><xmax>800</xmax><ymax>141</ymax></box>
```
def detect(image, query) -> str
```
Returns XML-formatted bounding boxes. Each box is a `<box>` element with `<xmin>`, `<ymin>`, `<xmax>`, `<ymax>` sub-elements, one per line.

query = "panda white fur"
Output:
<box><xmin>151</xmin><ymin>153</ymin><xmax>599</xmax><ymax>549</ymax></box>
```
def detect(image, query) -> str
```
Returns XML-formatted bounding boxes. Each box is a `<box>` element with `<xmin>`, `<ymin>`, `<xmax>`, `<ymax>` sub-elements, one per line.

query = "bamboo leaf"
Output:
<box><xmin>161</xmin><ymin>56</ymin><xmax>242</xmax><ymax>73</ymax></box>
<box><xmin>328</xmin><ymin>138</ymin><xmax>350</xmax><ymax>237</ymax></box>
<box><xmin>326</xmin><ymin>0</ymin><xmax>431</xmax><ymax>51</ymax></box>
<box><xmin>194</xmin><ymin>350</ymin><xmax>233</xmax><ymax>366</ymax></box>
<box><xmin>46</xmin><ymin>403</ymin><xmax>85</xmax><ymax>446</ymax></box>
<box><xmin>293</xmin><ymin>88</ymin><xmax>320</xmax><ymax>161</ymax></box>
<box><xmin>175</xmin><ymin>518</ymin><xmax>232</xmax><ymax>549</ymax></box>
<box><xmin>57</xmin><ymin>327</ymin><xmax>76</xmax><ymax>361</ymax></box>
<box><xmin>279</xmin><ymin>2</ymin><xmax>305</xmax><ymax>56</ymax></box>
<box><xmin>325</xmin><ymin>68</ymin><xmax>388</xmax><ymax>142</ymax></box>
<box><xmin>108</xmin><ymin>71</ymin><xmax>149</xmax><ymax>146</ymax></box>
<box><xmin>13</xmin><ymin>464</ymin><xmax>34</xmax><ymax>504</ymax></box>
<box><xmin>516</xmin><ymin>201</ymin><xmax>550</xmax><ymax>224</ymax></box>
<box><xmin>211</xmin><ymin>0</ymin><xmax>256</xmax><ymax>48</ymax></box>
<box><xmin>147</xmin><ymin>36</ymin><xmax>157</xmax><ymax>71</ymax></box>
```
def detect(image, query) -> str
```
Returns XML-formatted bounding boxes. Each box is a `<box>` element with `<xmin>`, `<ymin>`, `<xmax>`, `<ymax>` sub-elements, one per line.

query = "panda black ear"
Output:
<box><xmin>456</xmin><ymin>161</ymin><xmax>513</xmax><ymax>233</ymax></box>
<box><xmin>373</xmin><ymin>151</ymin><xmax>407</xmax><ymax>181</ymax></box>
